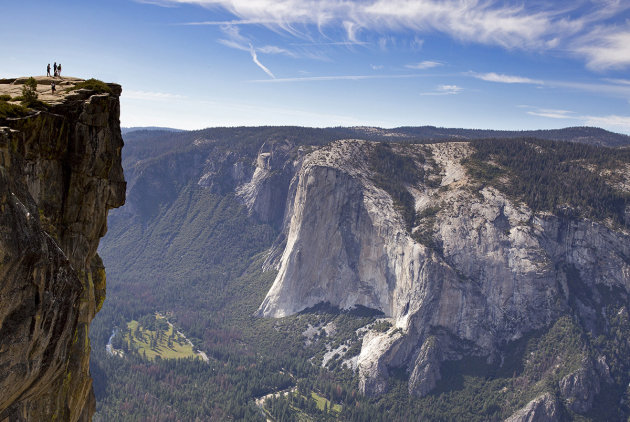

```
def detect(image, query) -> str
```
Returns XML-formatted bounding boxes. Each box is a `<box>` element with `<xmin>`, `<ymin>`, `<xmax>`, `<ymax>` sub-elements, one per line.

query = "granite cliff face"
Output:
<box><xmin>0</xmin><ymin>79</ymin><xmax>125</xmax><ymax>421</ymax></box>
<box><xmin>251</xmin><ymin>139</ymin><xmax>630</xmax><ymax>417</ymax></box>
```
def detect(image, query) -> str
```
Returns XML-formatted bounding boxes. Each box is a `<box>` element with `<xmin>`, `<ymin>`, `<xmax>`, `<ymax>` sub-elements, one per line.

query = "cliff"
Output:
<box><xmin>254</xmin><ymin>139</ymin><xmax>630</xmax><ymax>416</ymax></box>
<box><xmin>0</xmin><ymin>78</ymin><xmax>125</xmax><ymax>421</ymax></box>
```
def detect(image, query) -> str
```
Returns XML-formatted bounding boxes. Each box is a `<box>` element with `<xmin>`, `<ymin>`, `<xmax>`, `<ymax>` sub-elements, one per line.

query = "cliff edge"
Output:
<box><xmin>0</xmin><ymin>77</ymin><xmax>125</xmax><ymax>421</ymax></box>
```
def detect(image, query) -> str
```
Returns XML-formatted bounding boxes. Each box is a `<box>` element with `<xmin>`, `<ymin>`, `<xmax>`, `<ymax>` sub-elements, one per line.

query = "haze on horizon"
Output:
<box><xmin>2</xmin><ymin>0</ymin><xmax>630</xmax><ymax>134</ymax></box>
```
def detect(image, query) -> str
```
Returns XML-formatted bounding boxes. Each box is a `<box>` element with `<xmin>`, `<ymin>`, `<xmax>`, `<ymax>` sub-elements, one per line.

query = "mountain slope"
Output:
<box><xmin>95</xmin><ymin>126</ymin><xmax>630</xmax><ymax>421</ymax></box>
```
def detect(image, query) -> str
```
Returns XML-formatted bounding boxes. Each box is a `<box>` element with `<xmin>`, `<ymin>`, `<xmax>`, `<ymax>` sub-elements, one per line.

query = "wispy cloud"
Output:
<box><xmin>180</xmin><ymin>19</ymin><xmax>278</xmax><ymax>26</ymax></box>
<box><xmin>410</xmin><ymin>36</ymin><xmax>424</xmax><ymax>50</ymax></box>
<box><xmin>526</xmin><ymin>108</ymin><xmax>576</xmax><ymax>119</ymax></box>
<box><xmin>248</xmin><ymin>74</ymin><xmax>434</xmax><ymax>83</ymax></box>
<box><xmin>523</xmin><ymin>105</ymin><xmax>630</xmax><ymax>132</ymax></box>
<box><xmin>289</xmin><ymin>41</ymin><xmax>369</xmax><ymax>46</ymax></box>
<box><xmin>216</xmin><ymin>24</ymin><xmax>286</xmax><ymax>76</ymax></box>
<box><xmin>574</xmin><ymin>26</ymin><xmax>630</xmax><ymax>70</ymax></box>
<box><xmin>603</xmin><ymin>78</ymin><xmax>630</xmax><ymax>86</ymax></box>
<box><xmin>420</xmin><ymin>84</ymin><xmax>462</xmax><ymax>96</ymax></box>
<box><xmin>171</xmin><ymin>0</ymin><xmax>557</xmax><ymax>49</ymax></box>
<box><xmin>249</xmin><ymin>43</ymin><xmax>275</xmax><ymax>78</ymax></box>
<box><xmin>217</xmin><ymin>23</ymin><xmax>249</xmax><ymax>50</ymax></box>
<box><xmin>218</xmin><ymin>24</ymin><xmax>300</xmax><ymax>57</ymax></box>
<box><xmin>343</xmin><ymin>20</ymin><xmax>361</xmax><ymax>44</ymax></box>
<box><xmin>217</xmin><ymin>38</ymin><xmax>249</xmax><ymax>51</ymax></box>
<box><xmin>406</xmin><ymin>60</ymin><xmax>442</xmax><ymax>70</ymax></box>
<box><xmin>548</xmin><ymin>80</ymin><xmax>630</xmax><ymax>97</ymax></box>
<box><xmin>584</xmin><ymin>114</ymin><xmax>630</xmax><ymax>131</ymax></box>
<box><xmin>470</xmin><ymin>72</ymin><xmax>544</xmax><ymax>85</ymax></box>
<box><xmin>134</xmin><ymin>0</ymin><xmax>179</xmax><ymax>7</ymax></box>
<box><xmin>155</xmin><ymin>0</ymin><xmax>630</xmax><ymax>70</ymax></box>
<box><xmin>258</xmin><ymin>45</ymin><xmax>295</xmax><ymax>56</ymax></box>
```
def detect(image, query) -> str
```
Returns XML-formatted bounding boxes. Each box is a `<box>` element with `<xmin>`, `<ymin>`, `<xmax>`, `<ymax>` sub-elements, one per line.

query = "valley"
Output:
<box><xmin>90</xmin><ymin>126</ymin><xmax>630</xmax><ymax>421</ymax></box>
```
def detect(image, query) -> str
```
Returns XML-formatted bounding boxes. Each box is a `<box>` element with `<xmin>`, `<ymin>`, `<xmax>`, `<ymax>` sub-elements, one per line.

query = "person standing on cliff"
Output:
<box><xmin>53</xmin><ymin>62</ymin><xmax>57</xmax><ymax>77</ymax></box>
<box><xmin>58</xmin><ymin>64</ymin><xmax>62</xmax><ymax>77</ymax></box>
<box><xmin>51</xmin><ymin>81</ymin><xmax>56</xmax><ymax>94</ymax></box>
<box><xmin>47</xmin><ymin>64</ymin><xmax>51</xmax><ymax>77</ymax></box>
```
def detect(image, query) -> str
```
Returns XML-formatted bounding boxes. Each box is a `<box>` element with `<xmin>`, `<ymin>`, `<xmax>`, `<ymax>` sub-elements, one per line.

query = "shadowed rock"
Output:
<box><xmin>0</xmin><ymin>77</ymin><xmax>125</xmax><ymax>421</ymax></box>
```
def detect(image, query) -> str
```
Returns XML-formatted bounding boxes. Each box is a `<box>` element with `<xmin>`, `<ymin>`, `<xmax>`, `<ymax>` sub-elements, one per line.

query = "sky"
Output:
<box><xmin>2</xmin><ymin>0</ymin><xmax>630</xmax><ymax>133</ymax></box>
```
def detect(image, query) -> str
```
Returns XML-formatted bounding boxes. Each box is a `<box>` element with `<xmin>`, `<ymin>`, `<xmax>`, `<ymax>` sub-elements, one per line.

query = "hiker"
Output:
<box><xmin>57</xmin><ymin>64</ymin><xmax>62</xmax><ymax>76</ymax></box>
<box><xmin>47</xmin><ymin>63</ymin><xmax>51</xmax><ymax>77</ymax></box>
<box><xmin>51</xmin><ymin>81</ymin><xmax>56</xmax><ymax>94</ymax></box>
<box><xmin>53</xmin><ymin>62</ymin><xmax>57</xmax><ymax>77</ymax></box>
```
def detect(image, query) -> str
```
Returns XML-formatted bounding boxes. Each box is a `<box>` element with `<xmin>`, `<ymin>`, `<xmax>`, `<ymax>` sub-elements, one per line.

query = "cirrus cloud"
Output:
<box><xmin>470</xmin><ymin>72</ymin><xmax>544</xmax><ymax>85</ymax></box>
<box><xmin>405</xmin><ymin>60</ymin><xmax>442</xmax><ymax>70</ymax></box>
<box><xmin>420</xmin><ymin>84</ymin><xmax>463</xmax><ymax>96</ymax></box>
<box><xmin>151</xmin><ymin>0</ymin><xmax>630</xmax><ymax>70</ymax></box>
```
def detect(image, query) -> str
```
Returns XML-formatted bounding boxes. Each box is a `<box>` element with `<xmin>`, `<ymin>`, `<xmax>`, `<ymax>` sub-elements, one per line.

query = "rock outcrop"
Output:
<box><xmin>504</xmin><ymin>393</ymin><xmax>560</xmax><ymax>422</ymax></box>
<box><xmin>253</xmin><ymin>139</ymin><xmax>630</xmax><ymax>412</ymax></box>
<box><xmin>0</xmin><ymin>79</ymin><xmax>125</xmax><ymax>421</ymax></box>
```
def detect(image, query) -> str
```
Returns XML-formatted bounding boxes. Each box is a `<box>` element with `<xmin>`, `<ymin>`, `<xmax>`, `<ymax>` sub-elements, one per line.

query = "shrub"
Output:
<box><xmin>21</xmin><ymin>77</ymin><xmax>38</xmax><ymax>104</ymax></box>
<box><xmin>0</xmin><ymin>94</ymin><xmax>11</xmax><ymax>101</ymax></box>
<box><xmin>371</xmin><ymin>320</ymin><xmax>392</xmax><ymax>332</ymax></box>
<box><xmin>21</xmin><ymin>98</ymin><xmax>49</xmax><ymax>111</ymax></box>
<box><xmin>0</xmin><ymin>100</ymin><xmax>30</xmax><ymax>118</ymax></box>
<box><xmin>67</xmin><ymin>78</ymin><xmax>113</xmax><ymax>94</ymax></box>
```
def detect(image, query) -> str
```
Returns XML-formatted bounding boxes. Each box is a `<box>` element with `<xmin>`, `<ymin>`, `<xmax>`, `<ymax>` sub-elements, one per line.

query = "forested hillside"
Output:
<box><xmin>91</xmin><ymin>126</ymin><xmax>630</xmax><ymax>421</ymax></box>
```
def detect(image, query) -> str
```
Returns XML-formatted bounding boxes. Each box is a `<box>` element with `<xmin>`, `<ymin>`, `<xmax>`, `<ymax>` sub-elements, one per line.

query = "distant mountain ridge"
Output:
<box><xmin>121</xmin><ymin>125</ymin><xmax>630</xmax><ymax>148</ymax></box>
<box><xmin>121</xmin><ymin>126</ymin><xmax>185</xmax><ymax>135</ymax></box>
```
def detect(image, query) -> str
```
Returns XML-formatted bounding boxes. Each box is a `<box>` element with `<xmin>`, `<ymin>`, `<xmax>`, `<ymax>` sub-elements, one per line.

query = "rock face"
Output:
<box><xmin>0</xmin><ymin>81</ymin><xmax>125</xmax><ymax>421</ymax></box>
<box><xmin>504</xmin><ymin>393</ymin><xmax>560</xmax><ymax>422</ymax></box>
<box><xmin>254</xmin><ymin>139</ymin><xmax>630</xmax><ymax>410</ymax></box>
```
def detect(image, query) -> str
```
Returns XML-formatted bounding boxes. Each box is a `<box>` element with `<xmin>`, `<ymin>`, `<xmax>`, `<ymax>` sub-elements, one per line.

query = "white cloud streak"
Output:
<box><xmin>420</xmin><ymin>84</ymin><xmax>462</xmax><ymax>95</ymax></box>
<box><xmin>248</xmin><ymin>74</ymin><xmax>436</xmax><ymax>83</ymax></box>
<box><xmin>584</xmin><ymin>114</ymin><xmax>630</xmax><ymax>131</ymax></box>
<box><xmin>181</xmin><ymin>19</ymin><xmax>278</xmax><ymax>25</ymax></box>
<box><xmin>249</xmin><ymin>43</ymin><xmax>275</xmax><ymax>78</ymax></box>
<box><xmin>523</xmin><ymin>106</ymin><xmax>630</xmax><ymax>133</ymax></box>
<box><xmin>406</xmin><ymin>60</ymin><xmax>442</xmax><ymax>70</ymax></box>
<box><xmin>603</xmin><ymin>78</ymin><xmax>630</xmax><ymax>86</ymax></box>
<box><xmin>526</xmin><ymin>108</ymin><xmax>576</xmax><ymax>119</ymax></box>
<box><xmin>470</xmin><ymin>72</ymin><xmax>544</xmax><ymax>85</ymax></box>
<box><xmin>290</xmin><ymin>41</ymin><xmax>369</xmax><ymax>46</ymax></box>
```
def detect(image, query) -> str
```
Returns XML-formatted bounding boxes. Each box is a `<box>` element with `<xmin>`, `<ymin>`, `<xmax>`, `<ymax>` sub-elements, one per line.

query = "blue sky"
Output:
<box><xmin>2</xmin><ymin>0</ymin><xmax>630</xmax><ymax>133</ymax></box>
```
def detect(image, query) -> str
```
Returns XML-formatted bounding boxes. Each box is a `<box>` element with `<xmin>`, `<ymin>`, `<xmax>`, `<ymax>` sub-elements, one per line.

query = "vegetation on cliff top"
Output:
<box><xmin>0</xmin><ymin>100</ymin><xmax>31</xmax><ymax>118</ymax></box>
<box><xmin>369</xmin><ymin>142</ymin><xmax>423</xmax><ymax>232</ymax></box>
<box><xmin>67</xmin><ymin>78</ymin><xmax>113</xmax><ymax>94</ymax></box>
<box><xmin>464</xmin><ymin>138</ymin><xmax>630</xmax><ymax>226</ymax></box>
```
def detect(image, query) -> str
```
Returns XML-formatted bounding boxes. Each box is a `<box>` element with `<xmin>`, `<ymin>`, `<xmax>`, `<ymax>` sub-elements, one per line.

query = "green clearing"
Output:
<box><xmin>310</xmin><ymin>391</ymin><xmax>342</xmax><ymax>413</ymax></box>
<box><xmin>120</xmin><ymin>316</ymin><xmax>200</xmax><ymax>361</ymax></box>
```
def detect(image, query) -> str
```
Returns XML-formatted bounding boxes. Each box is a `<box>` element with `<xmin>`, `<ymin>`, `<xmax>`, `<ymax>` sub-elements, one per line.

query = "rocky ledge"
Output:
<box><xmin>0</xmin><ymin>77</ymin><xmax>125</xmax><ymax>421</ymax></box>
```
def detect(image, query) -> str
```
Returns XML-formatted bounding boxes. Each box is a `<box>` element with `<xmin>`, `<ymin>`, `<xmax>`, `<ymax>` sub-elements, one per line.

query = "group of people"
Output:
<box><xmin>46</xmin><ymin>62</ymin><xmax>62</xmax><ymax>78</ymax></box>
<box><xmin>46</xmin><ymin>62</ymin><xmax>62</xmax><ymax>94</ymax></box>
